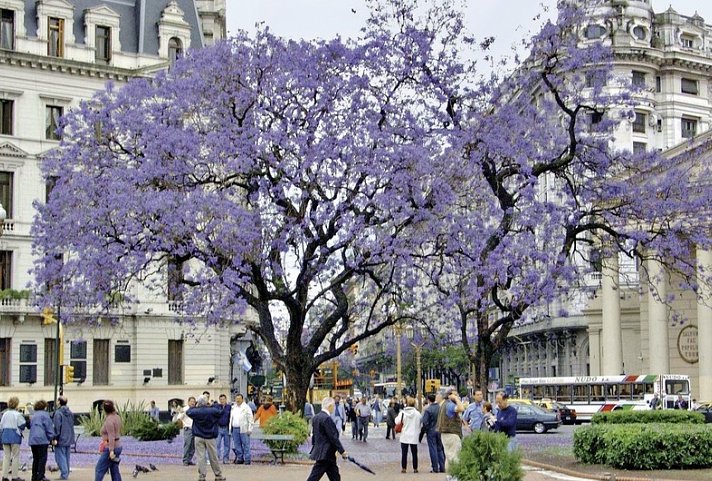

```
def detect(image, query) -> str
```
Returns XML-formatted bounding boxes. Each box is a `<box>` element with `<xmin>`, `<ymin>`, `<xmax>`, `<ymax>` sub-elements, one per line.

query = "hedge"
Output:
<box><xmin>574</xmin><ymin>423</ymin><xmax>712</xmax><ymax>469</ymax></box>
<box><xmin>261</xmin><ymin>411</ymin><xmax>309</xmax><ymax>454</ymax></box>
<box><xmin>450</xmin><ymin>431</ymin><xmax>523</xmax><ymax>481</ymax></box>
<box><xmin>591</xmin><ymin>410</ymin><xmax>704</xmax><ymax>425</ymax></box>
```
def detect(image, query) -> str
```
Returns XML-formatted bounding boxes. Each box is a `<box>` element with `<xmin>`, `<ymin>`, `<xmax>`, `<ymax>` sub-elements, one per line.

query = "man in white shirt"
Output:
<box><xmin>173</xmin><ymin>397</ymin><xmax>196</xmax><ymax>465</ymax></box>
<box><xmin>229</xmin><ymin>393</ymin><xmax>253</xmax><ymax>464</ymax></box>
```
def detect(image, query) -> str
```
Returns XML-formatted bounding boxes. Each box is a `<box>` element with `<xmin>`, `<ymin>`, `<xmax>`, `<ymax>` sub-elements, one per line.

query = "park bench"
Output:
<box><xmin>50</xmin><ymin>426</ymin><xmax>83</xmax><ymax>454</ymax></box>
<box><xmin>250</xmin><ymin>432</ymin><xmax>295</xmax><ymax>465</ymax></box>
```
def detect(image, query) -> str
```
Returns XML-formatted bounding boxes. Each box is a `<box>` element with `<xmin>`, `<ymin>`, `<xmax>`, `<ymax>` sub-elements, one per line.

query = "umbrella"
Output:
<box><xmin>347</xmin><ymin>456</ymin><xmax>376</xmax><ymax>475</ymax></box>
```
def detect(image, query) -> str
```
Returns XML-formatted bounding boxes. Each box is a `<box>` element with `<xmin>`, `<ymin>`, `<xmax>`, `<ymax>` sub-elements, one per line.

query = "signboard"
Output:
<box><xmin>677</xmin><ymin>325</ymin><xmax>698</xmax><ymax>364</ymax></box>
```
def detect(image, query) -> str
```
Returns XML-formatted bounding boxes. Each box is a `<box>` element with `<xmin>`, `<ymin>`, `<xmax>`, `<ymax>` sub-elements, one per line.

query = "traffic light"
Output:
<box><xmin>350</xmin><ymin>343</ymin><xmax>359</xmax><ymax>355</ymax></box>
<box><xmin>64</xmin><ymin>364</ymin><xmax>75</xmax><ymax>383</ymax></box>
<box><xmin>247</xmin><ymin>384</ymin><xmax>255</xmax><ymax>396</ymax></box>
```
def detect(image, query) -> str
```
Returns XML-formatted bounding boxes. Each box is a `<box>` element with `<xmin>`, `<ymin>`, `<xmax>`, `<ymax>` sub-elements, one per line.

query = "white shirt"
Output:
<box><xmin>173</xmin><ymin>406</ymin><xmax>193</xmax><ymax>429</ymax></box>
<box><xmin>229</xmin><ymin>402</ymin><xmax>253</xmax><ymax>432</ymax></box>
<box><xmin>395</xmin><ymin>407</ymin><xmax>422</xmax><ymax>445</ymax></box>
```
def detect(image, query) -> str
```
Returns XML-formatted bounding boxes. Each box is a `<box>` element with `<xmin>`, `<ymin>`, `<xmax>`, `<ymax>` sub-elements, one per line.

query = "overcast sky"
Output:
<box><xmin>228</xmin><ymin>1</ymin><xmax>712</xmax><ymax>62</ymax></box>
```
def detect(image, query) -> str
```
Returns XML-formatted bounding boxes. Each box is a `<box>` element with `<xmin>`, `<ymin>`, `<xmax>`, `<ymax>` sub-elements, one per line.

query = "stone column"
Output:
<box><xmin>647</xmin><ymin>258</ymin><xmax>670</xmax><ymax>374</ymax></box>
<box><xmin>697</xmin><ymin>248</ymin><xmax>712</xmax><ymax>400</ymax></box>
<box><xmin>601</xmin><ymin>254</ymin><xmax>624</xmax><ymax>375</ymax></box>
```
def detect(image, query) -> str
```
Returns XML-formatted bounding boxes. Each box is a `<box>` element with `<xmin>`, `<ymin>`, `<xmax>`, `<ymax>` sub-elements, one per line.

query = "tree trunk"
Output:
<box><xmin>283</xmin><ymin>360</ymin><xmax>315</xmax><ymax>413</ymax></box>
<box><xmin>472</xmin><ymin>335</ymin><xmax>494</xmax><ymax>395</ymax></box>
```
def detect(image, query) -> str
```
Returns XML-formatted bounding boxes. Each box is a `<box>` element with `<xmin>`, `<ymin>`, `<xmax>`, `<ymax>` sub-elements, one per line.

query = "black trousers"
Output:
<box><xmin>306</xmin><ymin>459</ymin><xmax>340</xmax><ymax>481</ymax></box>
<box><xmin>386</xmin><ymin>425</ymin><xmax>394</xmax><ymax>439</ymax></box>
<box><xmin>31</xmin><ymin>444</ymin><xmax>48</xmax><ymax>481</ymax></box>
<box><xmin>401</xmin><ymin>442</ymin><xmax>418</xmax><ymax>470</ymax></box>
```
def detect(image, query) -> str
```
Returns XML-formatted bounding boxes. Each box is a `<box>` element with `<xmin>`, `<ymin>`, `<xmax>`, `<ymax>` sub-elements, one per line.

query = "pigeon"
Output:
<box><xmin>48</xmin><ymin>465</ymin><xmax>59</xmax><ymax>472</ymax></box>
<box><xmin>132</xmin><ymin>466</ymin><xmax>140</xmax><ymax>479</ymax></box>
<box><xmin>137</xmin><ymin>464</ymin><xmax>151</xmax><ymax>473</ymax></box>
<box><xmin>149</xmin><ymin>464</ymin><xmax>158</xmax><ymax>471</ymax></box>
<box><xmin>20</xmin><ymin>462</ymin><xmax>27</xmax><ymax>471</ymax></box>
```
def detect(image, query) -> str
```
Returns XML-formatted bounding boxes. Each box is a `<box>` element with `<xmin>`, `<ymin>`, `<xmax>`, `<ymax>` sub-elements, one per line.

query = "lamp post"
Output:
<box><xmin>406</xmin><ymin>325</ymin><xmax>424</xmax><ymax>410</ymax></box>
<box><xmin>394</xmin><ymin>322</ymin><xmax>404</xmax><ymax>398</ymax></box>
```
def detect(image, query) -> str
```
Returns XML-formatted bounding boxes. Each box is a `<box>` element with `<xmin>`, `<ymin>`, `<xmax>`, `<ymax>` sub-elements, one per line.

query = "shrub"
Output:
<box><xmin>574</xmin><ymin>424</ymin><xmax>712</xmax><ymax>469</ymax></box>
<box><xmin>131</xmin><ymin>417</ymin><xmax>179</xmax><ymax>441</ymax></box>
<box><xmin>78</xmin><ymin>407</ymin><xmax>105</xmax><ymax>436</ymax></box>
<box><xmin>118</xmin><ymin>400</ymin><xmax>150</xmax><ymax>436</ymax></box>
<box><xmin>450</xmin><ymin>431</ymin><xmax>523</xmax><ymax>481</ymax></box>
<box><xmin>591</xmin><ymin>410</ymin><xmax>704</xmax><ymax>425</ymax></box>
<box><xmin>0</xmin><ymin>289</ymin><xmax>31</xmax><ymax>300</ymax></box>
<box><xmin>261</xmin><ymin>411</ymin><xmax>309</xmax><ymax>454</ymax></box>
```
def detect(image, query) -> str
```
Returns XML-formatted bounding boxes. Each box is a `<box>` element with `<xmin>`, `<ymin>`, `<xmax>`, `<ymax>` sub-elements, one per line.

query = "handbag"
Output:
<box><xmin>394</xmin><ymin>413</ymin><xmax>403</xmax><ymax>433</ymax></box>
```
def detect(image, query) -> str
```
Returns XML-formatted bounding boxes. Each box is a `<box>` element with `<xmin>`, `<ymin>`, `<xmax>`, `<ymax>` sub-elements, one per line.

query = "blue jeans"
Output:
<box><xmin>216</xmin><ymin>426</ymin><xmax>230</xmax><ymax>462</ymax></box>
<box><xmin>182</xmin><ymin>428</ymin><xmax>195</xmax><ymax>464</ymax></box>
<box><xmin>357</xmin><ymin>416</ymin><xmax>369</xmax><ymax>440</ymax></box>
<box><xmin>55</xmin><ymin>444</ymin><xmax>71</xmax><ymax>479</ymax></box>
<box><xmin>373</xmin><ymin>409</ymin><xmax>382</xmax><ymax>426</ymax></box>
<box><xmin>426</xmin><ymin>431</ymin><xmax>445</xmax><ymax>473</ymax></box>
<box><xmin>231</xmin><ymin>429</ymin><xmax>251</xmax><ymax>463</ymax></box>
<box><xmin>94</xmin><ymin>446</ymin><xmax>122</xmax><ymax>481</ymax></box>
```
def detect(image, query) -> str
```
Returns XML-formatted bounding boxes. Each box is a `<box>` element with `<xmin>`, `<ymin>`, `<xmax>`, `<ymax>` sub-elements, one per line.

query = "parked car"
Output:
<box><xmin>537</xmin><ymin>400</ymin><xmax>578</xmax><ymax>425</ymax></box>
<box><xmin>510</xmin><ymin>403</ymin><xmax>560</xmax><ymax>434</ymax></box>
<box><xmin>694</xmin><ymin>406</ymin><xmax>712</xmax><ymax>423</ymax></box>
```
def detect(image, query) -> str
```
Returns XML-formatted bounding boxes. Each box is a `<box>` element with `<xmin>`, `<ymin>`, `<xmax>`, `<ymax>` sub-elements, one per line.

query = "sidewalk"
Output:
<box><xmin>25</xmin><ymin>460</ymin><xmax>583</xmax><ymax>481</ymax></box>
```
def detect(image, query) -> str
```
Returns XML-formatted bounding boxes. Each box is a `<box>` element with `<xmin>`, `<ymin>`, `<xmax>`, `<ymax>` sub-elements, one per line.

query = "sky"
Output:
<box><xmin>228</xmin><ymin>1</ymin><xmax>712</xmax><ymax>63</ymax></box>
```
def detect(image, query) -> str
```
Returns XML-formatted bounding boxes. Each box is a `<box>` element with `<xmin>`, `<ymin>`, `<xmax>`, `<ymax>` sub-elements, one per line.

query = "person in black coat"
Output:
<box><xmin>306</xmin><ymin>397</ymin><xmax>349</xmax><ymax>481</ymax></box>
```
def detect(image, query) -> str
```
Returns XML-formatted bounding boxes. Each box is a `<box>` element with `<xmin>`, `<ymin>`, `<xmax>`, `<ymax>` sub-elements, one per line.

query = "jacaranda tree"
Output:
<box><xmin>33</xmin><ymin>0</ymin><xmax>712</xmax><ymax>408</ymax></box>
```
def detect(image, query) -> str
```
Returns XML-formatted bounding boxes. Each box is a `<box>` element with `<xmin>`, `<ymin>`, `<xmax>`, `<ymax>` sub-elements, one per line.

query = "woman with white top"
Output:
<box><xmin>395</xmin><ymin>396</ymin><xmax>422</xmax><ymax>473</ymax></box>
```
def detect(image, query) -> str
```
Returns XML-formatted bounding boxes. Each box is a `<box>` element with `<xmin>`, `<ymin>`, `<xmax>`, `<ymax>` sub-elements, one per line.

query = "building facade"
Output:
<box><xmin>501</xmin><ymin>0</ymin><xmax>712</xmax><ymax>400</ymax></box>
<box><xmin>0</xmin><ymin>0</ymin><xmax>244</xmax><ymax>413</ymax></box>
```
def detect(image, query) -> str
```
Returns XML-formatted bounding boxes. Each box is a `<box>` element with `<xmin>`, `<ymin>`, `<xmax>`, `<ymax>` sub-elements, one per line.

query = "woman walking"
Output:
<box><xmin>1</xmin><ymin>396</ymin><xmax>27</xmax><ymax>481</ymax></box>
<box><xmin>29</xmin><ymin>400</ymin><xmax>55</xmax><ymax>481</ymax></box>
<box><xmin>395</xmin><ymin>397</ymin><xmax>422</xmax><ymax>473</ymax></box>
<box><xmin>95</xmin><ymin>400</ymin><xmax>122</xmax><ymax>481</ymax></box>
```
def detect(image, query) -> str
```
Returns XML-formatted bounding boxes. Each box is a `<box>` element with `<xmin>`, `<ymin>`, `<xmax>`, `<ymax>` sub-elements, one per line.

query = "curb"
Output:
<box><xmin>523</xmin><ymin>458</ymin><xmax>697</xmax><ymax>481</ymax></box>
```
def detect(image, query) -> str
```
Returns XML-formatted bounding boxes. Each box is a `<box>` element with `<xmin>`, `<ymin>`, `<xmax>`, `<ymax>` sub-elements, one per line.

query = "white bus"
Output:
<box><xmin>518</xmin><ymin>374</ymin><xmax>691</xmax><ymax>421</ymax></box>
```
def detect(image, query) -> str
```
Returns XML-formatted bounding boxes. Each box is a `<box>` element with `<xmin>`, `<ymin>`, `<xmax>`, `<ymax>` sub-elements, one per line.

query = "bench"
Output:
<box><xmin>51</xmin><ymin>426</ymin><xmax>83</xmax><ymax>454</ymax></box>
<box><xmin>250</xmin><ymin>432</ymin><xmax>295</xmax><ymax>465</ymax></box>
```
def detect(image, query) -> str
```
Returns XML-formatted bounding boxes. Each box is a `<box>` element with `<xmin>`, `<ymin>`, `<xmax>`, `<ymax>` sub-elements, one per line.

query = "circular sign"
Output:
<box><xmin>677</xmin><ymin>325</ymin><xmax>698</xmax><ymax>364</ymax></box>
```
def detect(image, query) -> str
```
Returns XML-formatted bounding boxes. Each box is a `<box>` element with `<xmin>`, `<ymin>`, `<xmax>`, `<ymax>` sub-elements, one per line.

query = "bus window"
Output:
<box><xmin>520</xmin><ymin>387</ymin><xmax>533</xmax><ymax>400</ymax></box>
<box><xmin>644</xmin><ymin>383</ymin><xmax>654</xmax><ymax>395</ymax></box>
<box><xmin>618</xmin><ymin>384</ymin><xmax>632</xmax><ymax>400</ymax></box>
<box><xmin>605</xmin><ymin>384</ymin><xmax>619</xmax><ymax>400</ymax></box>
<box><xmin>533</xmin><ymin>386</ymin><xmax>546</xmax><ymax>399</ymax></box>
<box><xmin>590</xmin><ymin>384</ymin><xmax>604</xmax><ymax>402</ymax></box>
<box><xmin>573</xmin><ymin>385</ymin><xmax>589</xmax><ymax>402</ymax></box>
<box><xmin>632</xmin><ymin>383</ymin><xmax>646</xmax><ymax>400</ymax></box>
<box><xmin>665</xmin><ymin>380</ymin><xmax>690</xmax><ymax>395</ymax></box>
<box><xmin>557</xmin><ymin>385</ymin><xmax>572</xmax><ymax>404</ymax></box>
<box><xmin>545</xmin><ymin>386</ymin><xmax>557</xmax><ymax>399</ymax></box>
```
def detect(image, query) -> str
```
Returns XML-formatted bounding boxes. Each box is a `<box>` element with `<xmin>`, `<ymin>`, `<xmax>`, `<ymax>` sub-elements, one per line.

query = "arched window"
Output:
<box><xmin>168</xmin><ymin>37</ymin><xmax>182</xmax><ymax>66</ymax></box>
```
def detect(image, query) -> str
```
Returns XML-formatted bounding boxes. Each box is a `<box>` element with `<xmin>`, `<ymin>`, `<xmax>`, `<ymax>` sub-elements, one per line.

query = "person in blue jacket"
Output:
<box><xmin>53</xmin><ymin>396</ymin><xmax>75</xmax><ymax>480</ymax></box>
<box><xmin>185</xmin><ymin>396</ymin><xmax>226</xmax><ymax>481</ymax></box>
<box><xmin>492</xmin><ymin>392</ymin><xmax>518</xmax><ymax>452</ymax></box>
<box><xmin>29</xmin><ymin>399</ymin><xmax>56</xmax><ymax>481</ymax></box>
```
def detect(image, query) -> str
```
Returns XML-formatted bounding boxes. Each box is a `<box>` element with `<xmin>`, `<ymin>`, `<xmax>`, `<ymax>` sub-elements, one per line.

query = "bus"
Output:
<box><xmin>374</xmin><ymin>382</ymin><xmax>397</xmax><ymax>398</ymax></box>
<box><xmin>518</xmin><ymin>374</ymin><xmax>691</xmax><ymax>421</ymax></box>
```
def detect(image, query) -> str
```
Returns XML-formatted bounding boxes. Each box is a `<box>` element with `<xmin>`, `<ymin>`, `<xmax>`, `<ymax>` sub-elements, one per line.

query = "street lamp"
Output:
<box><xmin>406</xmin><ymin>325</ymin><xmax>424</xmax><ymax>410</ymax></box>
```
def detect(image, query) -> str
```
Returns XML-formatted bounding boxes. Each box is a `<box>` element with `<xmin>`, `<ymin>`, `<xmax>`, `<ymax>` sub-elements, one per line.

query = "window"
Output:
<box><xmin>114</xmin><ymin>344</ymin><xmax>131</xmax><ymax>363</ymax></box>
<box><xmin>48</xmin><ymin>17</ymin><xmax>64</xmax><ymax>57</ymax></box>
<box><xmin>588</xmin><ymin>111</ymin><xmax>603</xmax><ymax>132</ymax></box>
<box><xmin>168</xmin><ymin>339</ymin><xmax>183</xmax><ymax>385</ymax></box>
<box><xmin>168</xmin><ymin>37</ymin><xmax>182</xmax><ymax>67</ymax></box>
<box><xmin>574</xmin><ymin>385</ymin><xmax>590</xmax><ymax>402</ymax></box>
<box><xmin>632</xmin><ymin>25</ymin><xmax>646</xmax><ymax>40</ymax></box>
<box><xmin>70</xmin><ymin>340</ymin><xmax>87</xmax><ymax>382</ymax></box>
<box><xmin>167</xmin><ymin>258</ymin><xmax>185</xmax><ymax>302</ymax></box>
<box><xmin>0</xmin><ymin>172</ymin><xmax>13</xmax><ymax>219</ymax></box>
<box><xmin>633</xmin><ymin>142</ymin><xmax>647</xmax><ymax>154</ymax></box>
<box><xmin>585</xmin><ymin>71</ymin><xmax>606</xmax><ymax>89</ymax></box>
<box><xmin>44</xmin><ymin>338</ymin><xmax>58</xmax><ymax>386</ymax></box>
<box><xmin>0</xmin><ymin>99</ymin><xmax>11</xmax><ymax>135</ymax></box>
<box><xmin>0</xmin><ymin>338</ymin><xmax>9</xmax><ymax>386</ymax></box>
<box><xmin>45</xmin><ymin>175</ymin><xmax>58</xmax><ymax>203</ymax></box>
<box><xmin>632</xmin><ymin>112</ymin><xmax>646</xmax><ymax>133</ymax></box>
<box><xmin>682</xmin><ymin>118</ymin><xmax>697</xmax><ymax>139</ymax></box>
<box><xmin>632</xmin><ymin>71</ymin><xmax>646</xmax><ymax>88</ymax></box>
<box><xmin>585</xmin><ymin>24</ymin><xmax>606</xmax><ymax>39</ymax></box>
<box><xmin>95</xmin><ymin>25</ymin><xmax>111</xmax><ymax>63</ymax></box>
<box><xmin>93</xmin><ymin>339</ymin><xmax>110</xmax><ymax>385</ymax></box>
<box><xmin>0</xmin><ymin>250</ymin><xmax>11</xmax><ymax>290</ymax></box>
<box><xmin>657</xmin><ymin>118</ymin><xmax>662</xmax><ymax>132</ymax></box>
<box><xmin>19</xmin><ymin>343</ymin><xmax>37</xmax><ymax>383</ymax></box>
<box><xmin>46</xmin><ymin>105</ymin><xmax>62</xmax><ymax>140</ymax></box>
<box><xmin>0</xmin><ymin>9</ymin><xmax>13</xmax><ymax>50</ymax></box>
<box><xmin>681</xmin><ymin>36</ymin><xmax>694</xmax><ymax>49</ymax></box>
<box><xmin>681</xmin><ymin>78</ymin><xmax>698</xmax><ymax>95</ymax></box>
<box><xmin>655</xmin><ymin>76</ymin><xmax>661</xmax><ymax>93</ymax></box>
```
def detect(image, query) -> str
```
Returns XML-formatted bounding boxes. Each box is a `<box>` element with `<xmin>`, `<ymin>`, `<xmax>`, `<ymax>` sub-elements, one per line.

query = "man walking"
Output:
<box><xmin>355</xmin><ymin>397</ymin><xmax>372</xmax><ymax>442</ymax></box>
<box><xmin>421</xmin><ymin>394</ymin><xmax>445</xmax><ymax>473</ymax></box>
<box><xmin>462</xmin><ymin>390</ymin><xmax>485</xmax><ymax>433</ymax></box>
<box><xmin>306</xmin><ymin>397</ymin><xmax>348</xmax><ymax>481</ymax></box>
<box><xmin>229</xmin><ymin>393</ymin><xmax>253</xmax><ymax>465</ymax></box>
<box><xmin>53</xmin><ymin>396</ymin><xmax>75</xmax><ymax>480</ymax></box>
<box><xmin>186</xmin><ymin>395</ymin><xmax>226</xmax><ymax>481</ymax></box>
<box><xmin>331</xmin><ymin>395</ymin><xmax>346</xmax><ymax>434</ymax></box>
<box><xmin>371</xmin><ymin>395</ymin><xmax>383</xmax><ymax>428</ymax></box>
<box><xmin>436</xmin><ymin>389</ymin><xmax>464</xmax><ymax>472</ymax></box>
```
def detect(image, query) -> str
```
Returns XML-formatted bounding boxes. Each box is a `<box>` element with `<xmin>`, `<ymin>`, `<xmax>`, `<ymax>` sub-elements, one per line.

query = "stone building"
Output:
<box><xmin>500</xmin><ymin>0</ymin><xmax>712</xmax><ymax>401</ymax></box>
<box><xmin>0</xmin><ymin>0</ymin><xmax>246</xmax><ymax>414</ymax></box>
